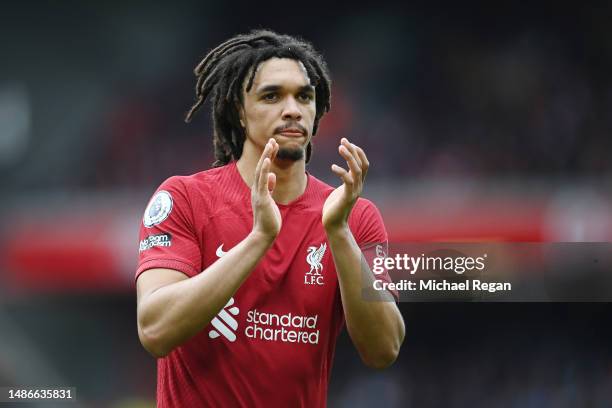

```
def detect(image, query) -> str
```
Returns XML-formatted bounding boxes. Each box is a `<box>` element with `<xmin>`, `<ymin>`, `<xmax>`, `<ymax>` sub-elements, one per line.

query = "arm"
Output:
<box><xmin>323</xmin><ymin>138</ymin><xmax>405</xmax><ymax>369</ymax></box>
<box><xmin>137</xmin><ymin>139</ymin><xmax>281</xmax><ymax>357</ymax></box>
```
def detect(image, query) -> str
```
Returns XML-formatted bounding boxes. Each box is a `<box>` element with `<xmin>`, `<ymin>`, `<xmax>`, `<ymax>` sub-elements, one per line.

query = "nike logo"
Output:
<box><xmin>216</xmin><ymin>244</ymin><xmax>228</xmax><ymax>258</ymax></box>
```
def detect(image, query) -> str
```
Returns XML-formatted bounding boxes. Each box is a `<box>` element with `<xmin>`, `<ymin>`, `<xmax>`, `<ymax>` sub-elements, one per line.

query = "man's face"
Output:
<box><xmin>241</xmin><ymin>58</ymin><xmax>316</xmax><ymax>161</ymax></box>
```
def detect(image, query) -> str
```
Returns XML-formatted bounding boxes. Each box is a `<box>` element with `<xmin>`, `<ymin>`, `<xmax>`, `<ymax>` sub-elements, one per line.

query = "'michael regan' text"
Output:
<box><xmin>374</xmin><ymin>279</ymin><xmax>512</xmax><ymax>293</ymax></box>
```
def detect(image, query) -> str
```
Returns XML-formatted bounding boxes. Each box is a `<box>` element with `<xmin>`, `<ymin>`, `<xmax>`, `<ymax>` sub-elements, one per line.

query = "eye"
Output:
<box><xmin>298</xmin><ymin>92</ymin><xmax>313</xmax><ymax>102</ymax></box>
<box><xmin>262</xmin><ymin>93</ymin><xmax>278</xmax><ymax>102</ymax></box>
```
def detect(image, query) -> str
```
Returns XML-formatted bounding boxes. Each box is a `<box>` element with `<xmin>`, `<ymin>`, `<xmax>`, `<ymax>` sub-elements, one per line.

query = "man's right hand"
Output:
<box><xmin>251</xmin><ymin>138</ymin><xmax>281</xmax><ymax>241</ymax></box>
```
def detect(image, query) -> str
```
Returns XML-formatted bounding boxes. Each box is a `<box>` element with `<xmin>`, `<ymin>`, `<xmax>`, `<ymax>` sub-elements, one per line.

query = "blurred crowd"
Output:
<box><xmin>2</xmin><ymin>4</ymin><xmax>612</xmax><ymax>191</ymax></box>
<box><xmin>79</xmin><ymin>6</ymin><xmax>612</xmax><ymax>189</ymax></box>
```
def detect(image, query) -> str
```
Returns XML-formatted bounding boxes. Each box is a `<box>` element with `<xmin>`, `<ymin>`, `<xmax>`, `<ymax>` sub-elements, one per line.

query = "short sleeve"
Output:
<box><xmin>350</xmin><ymin>199</ymin><xmax>398</xmax><ymax>301</ymax></box>
<box><xmin>136</xmin><ymin>176</ymin><xmax>202</xmax><ymax>281</ymax></box>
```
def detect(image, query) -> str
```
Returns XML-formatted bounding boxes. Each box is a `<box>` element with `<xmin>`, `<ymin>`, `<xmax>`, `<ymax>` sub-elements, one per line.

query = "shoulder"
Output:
<box><xmin>350</xmin><ymin>197</ymin><xmax>384</xmax><ymax>225</ymax></box>
<box><xmin>354</xmin><ymin>197</ymin><xmax>378</xmax><ymax>212</ymax></box>
<box><xmin>348</xmin><ymin>197</ymin><xmax>387</xmax><ymax>244</ymax></box>
<box><xmin>164</xmin><ymin>164</ymin><xmax>233</xmax><ymax>191</ymax></box>
<box><xmin>147</xmin><ymin>165</ymin><xmax>237</xmax><ymax>219</ymax></box>
<box><xmin>156</xmin><ymin>164</ymin><xmax>235</xmax><ymax>198</ymax></box>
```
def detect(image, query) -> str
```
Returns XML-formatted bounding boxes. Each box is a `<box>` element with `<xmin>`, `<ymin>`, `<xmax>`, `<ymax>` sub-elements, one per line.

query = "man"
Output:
<box><xmin>136</xmin><ymin>29</ymin><xmax>404</xmax><ymax>407</ymax></box>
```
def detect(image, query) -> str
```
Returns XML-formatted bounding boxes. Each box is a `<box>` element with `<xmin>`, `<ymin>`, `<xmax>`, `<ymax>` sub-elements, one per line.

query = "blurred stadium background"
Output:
<box><xmin>1</xmin><ymin>2</ymin><xmax>611</xmax><ymax>407</ymax></box>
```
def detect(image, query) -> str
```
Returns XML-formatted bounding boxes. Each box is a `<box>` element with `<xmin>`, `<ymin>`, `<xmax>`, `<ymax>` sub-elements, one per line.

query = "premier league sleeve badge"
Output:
<box><xmin>143</xmin><ymin>190</ymin><xmax>174</xmax><ymax>228</ymax></box>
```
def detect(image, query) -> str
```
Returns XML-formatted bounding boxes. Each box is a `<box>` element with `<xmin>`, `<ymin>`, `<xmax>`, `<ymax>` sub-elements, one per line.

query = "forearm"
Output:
<box><xmin>326</xmin><ymin>226</ymin><xmax>405</xmax><ymax>368</ymax></box>
<box><xmin>138</xmin><ymin>231</ymin><xmax>273</xmax><ymax>356</ymax></box>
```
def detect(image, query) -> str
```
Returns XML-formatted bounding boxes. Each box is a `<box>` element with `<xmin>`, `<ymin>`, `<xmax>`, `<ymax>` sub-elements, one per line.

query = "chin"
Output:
<box><xmin>276</xmin><ymin>146</ymin><xmax>305</xmax><ymax>161</ymax></box>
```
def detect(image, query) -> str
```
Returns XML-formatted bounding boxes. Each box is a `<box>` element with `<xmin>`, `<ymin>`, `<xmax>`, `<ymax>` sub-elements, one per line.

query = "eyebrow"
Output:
<box><xmin>256</xmin><ymin>84</ymin><xmax>315</xmax><ymax>94</ymax></box>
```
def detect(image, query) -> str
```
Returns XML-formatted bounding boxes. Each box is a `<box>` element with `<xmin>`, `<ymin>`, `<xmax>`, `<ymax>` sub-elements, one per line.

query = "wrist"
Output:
<box><xmin>248</xmin><ymin>229</ymin><xmax>277</xmax><ymax>247</ymax></box>
<box><xmin>324</xmin><ymin>222</ymin><xmax>351</xmax><ymax>239</ymax></box>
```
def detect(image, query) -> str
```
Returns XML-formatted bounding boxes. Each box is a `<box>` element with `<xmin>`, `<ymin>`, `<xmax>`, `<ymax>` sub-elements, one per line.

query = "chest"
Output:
<box><xmin>199</xmin><ymin>204</ymin><xmax>339</xmax><ymax>315</ymax></box>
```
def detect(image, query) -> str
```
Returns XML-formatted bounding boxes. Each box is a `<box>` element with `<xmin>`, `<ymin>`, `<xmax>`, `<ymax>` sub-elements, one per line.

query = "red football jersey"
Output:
<box><xmin>137</xmin><ymin>161</ymin><xmax>393</xmax><ymax>407</ymax></box>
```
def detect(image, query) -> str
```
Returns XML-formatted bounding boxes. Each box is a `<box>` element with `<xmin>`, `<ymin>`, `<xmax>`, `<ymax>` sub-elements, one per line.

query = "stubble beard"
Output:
<box><xmin>276</xmin><ymin>145</ymin><xmax>305</xmax><ymax>161</ymax></box>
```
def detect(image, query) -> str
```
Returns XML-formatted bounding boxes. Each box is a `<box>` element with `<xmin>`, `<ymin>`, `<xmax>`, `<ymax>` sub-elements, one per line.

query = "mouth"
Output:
<box><xmin>275</xmin><ymin>125</ymin><xmax>307</xmax><ymax>138</ymax></box>
<box><xmin>278</xmin><ymin>130</ymin><xmax>305</xmax><ymax>137</ymax></box>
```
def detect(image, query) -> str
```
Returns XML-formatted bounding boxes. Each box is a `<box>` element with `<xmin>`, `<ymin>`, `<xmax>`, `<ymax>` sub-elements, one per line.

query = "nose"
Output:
<box><xmin>281</xmin><ymin>96</ymin><xmax>302</xmax><ymax>121</ymax></box>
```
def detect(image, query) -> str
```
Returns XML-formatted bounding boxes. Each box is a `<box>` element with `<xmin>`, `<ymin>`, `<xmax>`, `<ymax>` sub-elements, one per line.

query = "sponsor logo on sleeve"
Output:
<box><xmin>143</xmin><ymin>190</ymin><xmax>173</xmax><ymax>228</ymax></box>
<box><xmin>139</xmin><ymin>233</ymin><xmax>172</xmax><ymax>252</ymax></box>
<box><xmin>376</xmin><ymin>243</ymin><xmax>387</xmax><ymax>258</ymax></box>
<box><xmin>373</xmin><ymin>243</ymin><xmax>388</xmax><ymax>275</ymax></box>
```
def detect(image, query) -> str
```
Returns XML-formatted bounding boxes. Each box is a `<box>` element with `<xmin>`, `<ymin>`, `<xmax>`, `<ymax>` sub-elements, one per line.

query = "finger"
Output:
<box><xmin>331</xmin><ymin>164</ymin><xmax>354</xmax><ymax>189</ymax></box>
<box><xmin>270</xmin><ymin>139</ymin><xmax>279</xmax><ymax>163</ymax></box>
<box><xmin>331</xmin><ymin>163</ymin><xmax>347</xmax><ymax>177</ymax></box>
<box><xmin>267</xmin><ymin>172</ymin><xmax>276</xmax><ymax>193</ymax></box>
<box><xmin>259</xmin><ymin>157</ymin><xmax>271</xmax><ymax>195</ymax></box>
<box><xmin>340</xmin><ymin>144</ymin><xmax>363</xmax><ymax>192</ymax></box>
<box><xmin>254</xmin><ymin>139</ymin><xmax>273</xmax><ymax>187</ymax></box>
<box><xmin>254</xmin><ymin>143</ymin><xmax>269</xmax><ymax>186</ymax></box>
<box><xmin>338</xmin><ymin>144</ymin><xmax>362</xmax><ymax>184</ymax></box>
<box><xmin>354</xmin><ymin>145</ymin><xmax>369</xmax><ymax>180</ymax></box>
<box><xmin>341</xmin><ymin>138</ymin><xmax>362</xmax><ymax>168</ymax></box>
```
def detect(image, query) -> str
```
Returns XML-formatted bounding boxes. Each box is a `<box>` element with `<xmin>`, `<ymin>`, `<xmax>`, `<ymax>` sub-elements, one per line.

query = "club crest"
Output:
<box><xmin>305</xmin><ymin>243</ymin><xmax>326</xmax><ymax>286</ymax></box>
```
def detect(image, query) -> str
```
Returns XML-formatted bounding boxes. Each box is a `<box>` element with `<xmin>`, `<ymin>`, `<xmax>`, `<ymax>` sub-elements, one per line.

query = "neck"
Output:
<box><xmin>237</xmin><ymin>141</ymin><xmax>308</xmax><ymax>205</ymax></box>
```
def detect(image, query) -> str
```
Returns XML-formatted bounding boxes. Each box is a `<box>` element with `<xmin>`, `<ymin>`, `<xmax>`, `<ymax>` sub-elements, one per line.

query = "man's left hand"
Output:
<box><xmin>322</xmin><ymin>138</ymin><xmax>369</xmax><ymax>231</ymax></box>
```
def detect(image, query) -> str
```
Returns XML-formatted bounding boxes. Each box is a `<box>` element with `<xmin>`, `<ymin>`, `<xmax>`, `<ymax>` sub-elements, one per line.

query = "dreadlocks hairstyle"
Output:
<box><xmin>185</xmin><ymin>29</ymin><xmax>332</xmax><ymax>167</ymax></box>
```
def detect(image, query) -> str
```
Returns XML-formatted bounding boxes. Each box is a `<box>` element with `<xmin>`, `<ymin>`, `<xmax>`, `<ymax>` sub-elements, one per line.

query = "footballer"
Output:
<box><xmin>136</xmin><ymin>29</ymin><xmax>405</xmax><ymax>407</ymax></box>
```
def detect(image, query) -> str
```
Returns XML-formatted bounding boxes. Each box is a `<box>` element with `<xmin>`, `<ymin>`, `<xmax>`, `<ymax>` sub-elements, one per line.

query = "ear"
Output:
<box><xmin>236</xmin><ymin>103</ymin><xmax>246</xmax><ymax>128</ymax></box>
